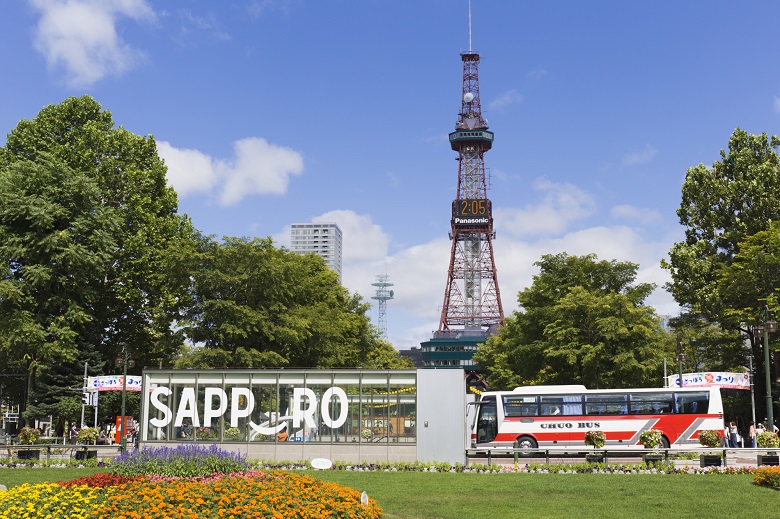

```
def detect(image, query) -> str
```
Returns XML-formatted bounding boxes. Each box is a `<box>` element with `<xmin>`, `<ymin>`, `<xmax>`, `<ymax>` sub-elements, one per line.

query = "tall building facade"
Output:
<box><xmin>290</xmin><ymin>223</ymin><xmax>343</xmax><ymax>279</ymax></box>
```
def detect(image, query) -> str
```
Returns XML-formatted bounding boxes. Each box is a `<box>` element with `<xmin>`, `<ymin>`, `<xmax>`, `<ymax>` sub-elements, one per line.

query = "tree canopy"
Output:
<box><xmin>662</xmin><ymin>128</ymin><xmax>780</xmax><ymax>424</ymax></box>
<box><xmin>474</xmin><ymin>253</ymin><xmax>669</xmax><ymax>390</ymax></box>
<box><xmin>178</xmin><ymin>236</ymin><xmax>410</xmax><ymax>369</ymax></box>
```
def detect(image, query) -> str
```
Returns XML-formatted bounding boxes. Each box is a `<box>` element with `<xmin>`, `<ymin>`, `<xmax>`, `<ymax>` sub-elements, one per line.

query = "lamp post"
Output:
<box><xmin>115</xmin><ymin>344</ymin><xmax>134</xmax><ymax>454</ymax></box>
<box><xmin>675</xmin><ymin>337</ymin><xmax>686</xmax><ymax>388</ymax></box>
<box><xmin>756</xmin><ymin>306</ymin><xmax>777</xmax><ymax>432</ymax></box>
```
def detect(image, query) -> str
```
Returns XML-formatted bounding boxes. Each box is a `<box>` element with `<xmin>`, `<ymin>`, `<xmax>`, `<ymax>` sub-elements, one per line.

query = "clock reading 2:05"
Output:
<box><xmin>452</xmin><ymin>198</ymin><xmax>492</xmax><ymax>226</ymax></box>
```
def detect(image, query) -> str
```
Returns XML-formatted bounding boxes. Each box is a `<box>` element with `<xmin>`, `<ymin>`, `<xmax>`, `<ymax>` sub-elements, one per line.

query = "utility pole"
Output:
<box><xmin>80</xmin><ymin>362</ymin><xmax>88</xmax><ymax>427</ymax></box>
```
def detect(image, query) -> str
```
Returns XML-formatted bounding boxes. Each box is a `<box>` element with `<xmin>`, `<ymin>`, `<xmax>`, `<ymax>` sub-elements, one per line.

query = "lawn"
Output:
<box><xmin>0</xmin><ymin>467</ymin><xmax>774</xmax><ymax>519</ymax></box>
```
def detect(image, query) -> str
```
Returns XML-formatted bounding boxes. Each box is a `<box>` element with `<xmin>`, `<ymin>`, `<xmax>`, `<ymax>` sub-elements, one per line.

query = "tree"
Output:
<box><xmin>181</xmin><ymin>236</ymin><xmax>393</xmax><ymax>369</ymax></box>
<box><xmin>1</xmin><ymin>96</ymin><xmax>196</xmax><ymax>426</ymax></box>
<box><xmin>0</xmin><ymin>157</ymin><xmax>120</xmax><ymax>425</ymax></box>
<box><xmin>663</xmin><ymin>128</ymin><xmax>780</xmax><ymax>322</ymax></box>
<box><xmin>662</xmin><ymin>128</ymin><xmax>780</xmax><ymax>422</ymax></box>
<box><xmin>474</xmin><ymin>253</ymin><xmax>669</xmax><ymax>390</ymax></box>
<box><xmin>1</xmin><ymin>96</ymin><xmax>196</xmax><ymax>370</ymax></box>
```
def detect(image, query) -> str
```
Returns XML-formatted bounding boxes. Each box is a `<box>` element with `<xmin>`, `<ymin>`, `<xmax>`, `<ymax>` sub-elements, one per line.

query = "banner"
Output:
<box><xmin>87</xmin><ymin>375</ymin><xmax>143</xmax><ymax>392</ymax></box>
<box><xmin>667</xmin><ymin>371</ymin><xmax>749</xmax><ymax>390</ymax></box>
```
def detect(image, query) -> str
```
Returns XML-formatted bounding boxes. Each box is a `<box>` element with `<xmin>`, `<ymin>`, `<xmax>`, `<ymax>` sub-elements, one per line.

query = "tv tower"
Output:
<box><xmin>437</xmin><ymin>3</ymin><xmax>504</xmax><ymax>336</ymax></box>
<box><xmin>371</xmin><ymin>273</ymin><xmax>394</xmax><ymax>339</ymax></box>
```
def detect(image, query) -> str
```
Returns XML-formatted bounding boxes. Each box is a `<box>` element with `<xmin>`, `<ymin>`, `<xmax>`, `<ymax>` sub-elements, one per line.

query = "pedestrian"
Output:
<box><xmin>729</xmin><ymin>421</ymin><xmax>739</xmax><ymax>448</ymax></box>
<box><xmin>748</xmin><ymin>422</ymin><xmax>756</xmax><ymax>448</ymax></box>
<box><xmin>68</xmin><ymin>423</ymin><xmax>78</xmax><ymax>445</ymax></box>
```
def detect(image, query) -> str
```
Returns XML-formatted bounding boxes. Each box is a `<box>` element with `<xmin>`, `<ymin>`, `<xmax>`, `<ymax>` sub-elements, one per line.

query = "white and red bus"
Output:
<box><xmin>470</xmin><ymin>385</ymin><xmax>724</xmax><ymax>450</ymax></box>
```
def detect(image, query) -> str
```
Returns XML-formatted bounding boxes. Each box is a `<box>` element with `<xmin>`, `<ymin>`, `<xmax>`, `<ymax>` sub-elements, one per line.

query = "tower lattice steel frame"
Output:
<box><xmin>437</xmin><ymin>47</ymin><xmax>504</xmax><ymax>335</ymax></box>
<box><xmin>371</xmin><ymin>273</ymin><xmax>394</xmax><ymax>339</ymax></box>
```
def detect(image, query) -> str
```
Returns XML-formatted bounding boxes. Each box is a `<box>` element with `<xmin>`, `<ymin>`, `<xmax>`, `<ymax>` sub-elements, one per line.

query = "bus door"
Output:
<box><xmin>474</xmin><ymin>397</ymin><xmax>498</xmax><ymax>445</ymax></box>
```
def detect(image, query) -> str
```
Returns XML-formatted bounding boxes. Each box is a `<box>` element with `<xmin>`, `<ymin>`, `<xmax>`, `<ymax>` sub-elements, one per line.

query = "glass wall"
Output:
<box><xmin>142</xmin><ymin>370</ymin><xmax>417</xmax><ymax>445</ymax></box>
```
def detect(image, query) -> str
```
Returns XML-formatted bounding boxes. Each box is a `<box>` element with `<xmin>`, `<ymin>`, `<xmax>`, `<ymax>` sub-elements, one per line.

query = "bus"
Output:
<box><xmin>470</xmin><ymin>384</ymin><xmax>724</xmax><ymax>450</ymax></box>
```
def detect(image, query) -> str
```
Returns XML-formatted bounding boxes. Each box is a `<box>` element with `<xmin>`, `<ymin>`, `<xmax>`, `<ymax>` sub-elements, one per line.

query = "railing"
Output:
<box><xmin>3</xmin><ymin>443</ymin><xmax>123</xmax><ymax>461</ymax></box>
<box><xmin>465</xmin><ymin>446</ymin><xmax>780</xmax><ymax>467</ymax></box>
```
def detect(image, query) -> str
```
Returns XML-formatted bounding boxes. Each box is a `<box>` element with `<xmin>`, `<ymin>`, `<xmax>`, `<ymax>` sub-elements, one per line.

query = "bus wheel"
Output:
<box><xmin>660</xmin><ymin>436</ymin><xmax>670</xmax><ymax>449</ymax></box>
<box><xmin>516</xmin><ymin>436</ymin><xmax>538</xmax><ymax>450</ymax></box>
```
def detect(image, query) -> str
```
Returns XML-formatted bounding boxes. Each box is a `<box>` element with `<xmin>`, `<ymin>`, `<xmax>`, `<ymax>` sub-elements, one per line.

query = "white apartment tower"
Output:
<box><xmin>290</xmin><ymin>223</ymin><xmax>343</xmax><ymax>279</ymax></box>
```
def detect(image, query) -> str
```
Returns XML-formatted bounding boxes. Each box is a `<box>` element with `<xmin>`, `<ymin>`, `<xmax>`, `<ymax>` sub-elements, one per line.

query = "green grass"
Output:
<box><xmin>312</xmin><ymin>471</ymin><xmax>773</xmax><ymax>519</ymax></box>
<box><xmin>0</xmin><ymin>467</ymin><xmax>775</xmax><ymax>519</ymax></box>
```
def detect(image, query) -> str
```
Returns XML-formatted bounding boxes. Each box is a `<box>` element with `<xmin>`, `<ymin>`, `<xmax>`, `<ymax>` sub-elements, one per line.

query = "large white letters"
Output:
<box><xmin>230</xmin><ymin>388</ymin><xmax>254</xmax><ymax>428</ymax></box>
<box><xmin>147</xmin><ymin>384</ymin><xmax>349</xmax><ymax>433</ymax></box>
<box><xmin>203</xmin><ymin>388</ymin><xmax>227</xmax><ymax>427</ymax></box>
<box><xmin>149</xmin><ymin>386</ymin><xmax>172</xmax><ymax>428</ymax></box>
<box><xmin>321</xmin><ymin>387</ymin><xmax>348</xmax><ymax>429</ymax></box>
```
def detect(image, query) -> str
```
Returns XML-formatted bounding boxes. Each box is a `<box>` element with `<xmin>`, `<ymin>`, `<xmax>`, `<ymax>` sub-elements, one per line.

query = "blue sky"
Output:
<box><xmin>2</xmin><ymin>1</ymin><xmax>780</xmax><ymax>351</ymax></box>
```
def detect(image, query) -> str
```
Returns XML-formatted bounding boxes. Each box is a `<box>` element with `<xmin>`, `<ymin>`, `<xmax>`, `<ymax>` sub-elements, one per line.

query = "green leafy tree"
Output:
<box><xmin>1</xmin><ymin>96</ymin><xmax>196</xmax><ymax>426</ymax></box>
<box><xmin>474</xmin><ymin>253</ymin><xmax>669</xmax><ymax>390</ymax></box>
<box><xmin>181</xmin><ymin>236</ymin><xmax>391</xmax><ymax>369</ymax></box>
<box><xmin>662</xmin><ymin>128</ymin><xmax>780</xmax><ymax>421</ymax></box>
<box><xmin>0</xmin><ymin>157</ymin><xmax>120</xmax><ymax>424</ymax></box>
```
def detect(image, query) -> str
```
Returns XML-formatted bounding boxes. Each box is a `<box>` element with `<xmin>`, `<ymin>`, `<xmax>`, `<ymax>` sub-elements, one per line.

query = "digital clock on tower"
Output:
<box><xmin>452</xmin><ymin>198</ymin><xmax>492</xmax><ymax>227</ymax></box>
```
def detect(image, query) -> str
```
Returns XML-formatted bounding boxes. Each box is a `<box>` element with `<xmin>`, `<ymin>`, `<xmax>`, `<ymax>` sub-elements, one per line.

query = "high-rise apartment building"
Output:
<box><xmin>290</xmin><ymin>223</ymin><xmax>343</xmax><ymax>279</ymax></box>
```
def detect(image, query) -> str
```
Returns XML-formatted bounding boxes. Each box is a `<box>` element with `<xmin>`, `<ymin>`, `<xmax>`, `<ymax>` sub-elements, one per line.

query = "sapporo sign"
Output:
<box><xmin>149</xmin><ymin>386</ymin><xmax>349</xmax><ymax>438</ymax></box>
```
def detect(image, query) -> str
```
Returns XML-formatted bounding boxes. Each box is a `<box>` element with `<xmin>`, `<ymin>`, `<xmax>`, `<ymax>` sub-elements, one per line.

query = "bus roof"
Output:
<box><xmin>479</xmin><ymin>385</ymin><xmax>720</xmax><ymax>397</ymax></box>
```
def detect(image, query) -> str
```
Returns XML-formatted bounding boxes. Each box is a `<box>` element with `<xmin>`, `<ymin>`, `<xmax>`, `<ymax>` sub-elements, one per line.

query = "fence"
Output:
<box><xmin>465</xmin><ymin>446</ymin><xmax>780</xmax><ymax>468</ymax></box>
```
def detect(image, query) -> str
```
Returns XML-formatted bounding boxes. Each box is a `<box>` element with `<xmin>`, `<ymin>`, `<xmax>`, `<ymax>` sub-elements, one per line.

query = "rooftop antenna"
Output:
<box><xmin>468</xmin><ymin>0</ymin><xmax>473</xmax><ymax>51</ymax></box>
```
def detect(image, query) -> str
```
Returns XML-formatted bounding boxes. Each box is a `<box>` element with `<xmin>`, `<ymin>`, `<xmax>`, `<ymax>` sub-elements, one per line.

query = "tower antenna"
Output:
<box><xmin>468</xmin><ymin>0</ymin><xmax>472</xmax><ymax>51</ymax></box>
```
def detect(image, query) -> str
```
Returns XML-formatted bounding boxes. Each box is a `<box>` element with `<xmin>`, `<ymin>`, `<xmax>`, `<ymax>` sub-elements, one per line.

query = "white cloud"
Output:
<box><xmin>158</xmin><ymin>138</ymin><xmax>304</xmax><ymax>206</ymax></box>
<box><xmin>527</xmin><ymin>68</ymin><xmax>548</xmax><ymax>80</ymax></box>
<box><xmin>610</xmin><ymin>204</ymin><xmax>662</xmax><ymax>225</ymax></box>
<box><xmin>157</xmin><ymin>142</ymin><xmax>218</xmax><ymax>197</ymax></box>
<box><xmin>29</xmin><ymin>0</ymin><xmax>156</xmax><ymax>87</ymax></box>
<box><xmin>495</xmin><ymin>179</ymin><xmax>596</xmax><ymax>238</ymax></box>
<box><xmin>488</xmin><ymin>89</ymin><xmax>524</xmax><ymax>111</ymax></box>
<box><xmin>622</xmin><ymin>144</ymin><xmax>658</xmax><ymax>167</ymax></box>
<box><xmin>217</xmin><ymin>138</ymin><xmax>304</xmax><ymax>205</ymax></box>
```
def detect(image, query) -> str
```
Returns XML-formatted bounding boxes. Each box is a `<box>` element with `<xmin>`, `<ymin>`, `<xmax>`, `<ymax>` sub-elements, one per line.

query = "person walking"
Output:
<box><xmin>729</xmin><ymin>421</ymin><xmax>739</xmax><ymax>448</ymax></box>
<box><xmin>748</xmin><ymin>422</ymin><xmax>756</xmax><ymax>448</ymax></box>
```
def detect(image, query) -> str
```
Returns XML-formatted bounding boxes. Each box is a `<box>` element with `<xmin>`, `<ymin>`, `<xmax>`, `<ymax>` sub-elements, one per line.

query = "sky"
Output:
<box><xmin>2</xmin><ymin>1</ymin><xmax>780</xmax><ymax>352</ymax></box>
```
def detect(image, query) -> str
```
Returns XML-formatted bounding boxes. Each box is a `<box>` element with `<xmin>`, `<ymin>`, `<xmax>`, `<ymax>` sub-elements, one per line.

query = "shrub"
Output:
<box><xmin>18</xmin><ymin>427</ymin><xmax>40</xmax><ymax>445</ymax></box>
<box><xmin>698</xmin><ymin>430</ymin><xmax>721</xmax><ymax>447</ymax></box>
<box><xmin>639</xmin><ymin>429</ymin><xmax>663</xmax><ymax>448</ymax></box>
<box><xmin>584</xmin><ymin>430</ymin><xmax>605</xmax><ymax>448</ymax></box>
<box><xmin>757</xmin><ymin>431</ymin><xmax>780</xmax><ymax>449</ymax></box>
<box><xmin>224</xmin><ymin>427</ymin><xmax>243</xmax><ymax>440</ymax></box>
<box><xmin>754</xmin><ymin>466</ymin><xmax>780</xmax><ymax>488</ymax></box>
<box><xmin>109</xmin><ymin>443</ymin><xmax>249</xmax><ymax>478</ymax></box>
<box><xmin>77</xmin><ymin>427</ymin><xmax>99</xmax><ymax>444</ymax></box>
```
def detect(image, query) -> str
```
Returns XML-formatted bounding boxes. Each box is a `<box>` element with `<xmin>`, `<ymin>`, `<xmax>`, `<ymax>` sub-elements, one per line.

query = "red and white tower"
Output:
<box><xmin>437</xmin><ymin>40</ymin><xmax>503</xmax><ymax>335</ymax></box>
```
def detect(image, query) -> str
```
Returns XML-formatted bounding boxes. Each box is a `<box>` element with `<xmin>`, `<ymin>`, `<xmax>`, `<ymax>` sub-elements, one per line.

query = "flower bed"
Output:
<box><xmin>753</xmin><ymin>466</ymin><xmax>780</xmax><ymax>488</ymax></box>
<box><xmin>0</xmin><ymin>472</ymin><xmax>381</xmax><ymax>519</ymax></box>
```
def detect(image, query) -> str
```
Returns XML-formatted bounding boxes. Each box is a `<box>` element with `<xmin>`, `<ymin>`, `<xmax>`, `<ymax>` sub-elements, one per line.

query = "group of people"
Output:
<box><xmin>727</xmin><ymin>420</ymin><xmax>778</xmax><ymax>448</ymax></box>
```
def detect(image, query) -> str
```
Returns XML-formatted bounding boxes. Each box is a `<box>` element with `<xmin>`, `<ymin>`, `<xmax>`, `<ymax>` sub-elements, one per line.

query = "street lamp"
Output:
<box><xmin>756</xmin><ymin>306</ymin><xmax>777</xmax><ymax>432</ymax></box>
<box><xmin>115</xmin><ymin>344</ymin><xmax>135</xmax><ymax>454</ymax></box>
<box><xmin>675</xmin><ymin>337</ymin><xmax>686</xmax><ymax>388</ymax></box>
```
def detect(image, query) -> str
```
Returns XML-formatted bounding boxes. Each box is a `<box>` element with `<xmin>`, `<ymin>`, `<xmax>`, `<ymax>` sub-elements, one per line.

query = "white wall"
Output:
<box><xmin>416</xmin><ymin>369</ymin><xmax>467</xmax><ymax>464</ymax></box>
